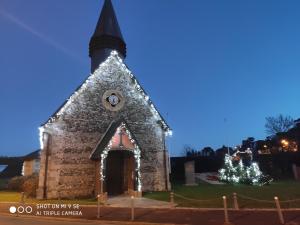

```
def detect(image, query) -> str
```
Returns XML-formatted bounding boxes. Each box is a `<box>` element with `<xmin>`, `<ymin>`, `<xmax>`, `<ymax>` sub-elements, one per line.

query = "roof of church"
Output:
<box><xmin>93</xmin><ymin>0</ymin><xmax>124</xmax><ymax>40</ymax></box>
<box><xmin>90</xmin><ymin>118</ymin><xmax>140</xmax><ymax>160</ymax></box>
<box><xmin>89</xmin><ymin>0</ymin><xmax>126</xmax><ymax>57</ymax></box>
<box><xmin>41</xmin><ymin>51</ymin><xmax>171</xmax><ymax>134</ymax></box>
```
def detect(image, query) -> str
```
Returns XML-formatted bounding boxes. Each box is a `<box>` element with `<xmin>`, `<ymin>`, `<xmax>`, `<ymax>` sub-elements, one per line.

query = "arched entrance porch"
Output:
<box><xmin>92</xmin><ymin>120</ymin><xmax>142</xmax><ymax>197</ymax></box>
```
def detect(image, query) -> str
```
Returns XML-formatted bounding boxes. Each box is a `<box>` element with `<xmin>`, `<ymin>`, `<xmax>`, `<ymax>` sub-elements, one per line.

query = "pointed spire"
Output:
<box><xmin>93</xmin><ymin>0</ymin><xmax>124</xmax><ymax>41</ymax></box>
<box><xmin>89</xmin><ymin>0</ymin><xmax>126</xmax><ymax>61</ymax></box>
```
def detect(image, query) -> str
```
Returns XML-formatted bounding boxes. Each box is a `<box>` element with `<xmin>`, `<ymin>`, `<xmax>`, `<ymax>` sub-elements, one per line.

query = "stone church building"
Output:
<box><xmin>37</xmin><ymin>0</ymin><xmax>172</xmax><ymax>199</ymax></box>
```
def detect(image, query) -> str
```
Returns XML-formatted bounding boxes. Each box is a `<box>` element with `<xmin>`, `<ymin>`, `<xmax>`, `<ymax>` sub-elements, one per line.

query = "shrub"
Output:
<box><xmin>0</xmin><ymin>179</ymin><xmax>8</xmax><ymax>190</ymax></box>
<box><xmin>22</xmin><ymin>175</ymin><xmax>38</xmax><ymax>197</ymax></box>
<box><xmin>7</xmin><ymin>176</ymin><xmax>24</xmax><ymax>191</ymax></box>
<box><xmin>7</xmin><ymin>175</ymin><xmax>39</xmax><ymax>197</ymax></box>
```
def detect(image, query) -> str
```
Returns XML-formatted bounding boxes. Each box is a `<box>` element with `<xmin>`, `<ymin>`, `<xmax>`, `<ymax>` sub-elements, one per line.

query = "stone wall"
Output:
<box><xmin>23</xmin><ymin>160</ymin><xmax>33</xmax><ymax>176</ymax></box>
<box><xmin>37</xmin><ymin>55</ymin><xmax>170</xmax><ymax>199</ymax></box>
<box><xmin>23</xmin><ymin>159</ymin><xmax>40</xmax><ymax>176</ymax></box>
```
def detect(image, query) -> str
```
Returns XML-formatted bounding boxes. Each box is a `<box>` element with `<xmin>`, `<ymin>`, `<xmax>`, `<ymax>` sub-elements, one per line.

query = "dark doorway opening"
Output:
<box><xmin>105</xmin><ymin>150</ymin><xmax>135</xmax><ymax>196</ymax></box>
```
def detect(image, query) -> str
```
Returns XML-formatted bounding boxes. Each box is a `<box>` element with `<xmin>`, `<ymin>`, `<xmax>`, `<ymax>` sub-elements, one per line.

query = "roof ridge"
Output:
<box><xmin>41</xmin><ymin>51</ymin><xmax>171</xmax><ymax>135</ymax></box>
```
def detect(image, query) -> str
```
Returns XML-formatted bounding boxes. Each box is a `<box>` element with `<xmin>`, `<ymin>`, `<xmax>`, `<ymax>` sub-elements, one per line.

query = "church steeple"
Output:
<box><xmin>89</xmin><ymin>0</ymin><xmax>126</xmax><ymax>73</ymax></box>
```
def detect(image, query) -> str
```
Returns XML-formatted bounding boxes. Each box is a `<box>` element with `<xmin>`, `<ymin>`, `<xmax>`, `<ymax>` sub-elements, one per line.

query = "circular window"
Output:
<box><xmin>102</xmin><ymin>90</ymin><xmax>124</xmax><ymax>111</ymax></box>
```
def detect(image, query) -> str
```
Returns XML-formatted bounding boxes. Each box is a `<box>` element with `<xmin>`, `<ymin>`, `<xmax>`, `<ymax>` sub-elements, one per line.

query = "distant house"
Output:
<box><xmin>22</xmin><ymin>150</ymin><xmax>40</xmax><ymax>176</ymax></box>
<box><xmin>0</xmin><ymin>150</ymin><xmax>41</xmax><ymax>179</ymax></box>
<box><xmin>0</xmin><ymin>157</ymin><xmax>23</xmax><ymax>179</ymax></box>
<box><xmin>253</xmin><ymin>119</ymin><xmax>300</xmax><ymax>155</ymax></box>
<box><xmin>295</xmin><ymin>118</ymin><xmax>300</xmax><ymax>126</ymax></box>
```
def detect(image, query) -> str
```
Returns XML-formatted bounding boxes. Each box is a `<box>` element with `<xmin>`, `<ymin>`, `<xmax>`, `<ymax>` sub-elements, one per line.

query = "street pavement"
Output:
<box><xmin>0</xmin><ymin>214</ymin><xmax>165</xmax><ymax>225</ymax></box>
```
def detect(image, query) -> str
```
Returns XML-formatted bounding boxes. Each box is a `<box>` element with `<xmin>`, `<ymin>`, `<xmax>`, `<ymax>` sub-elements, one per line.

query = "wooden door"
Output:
<box><xmin>127</xmin><ymin>154</ymin><xmax>135</xmax><ymax>192</ymax></box>
<box><xmin>123</xmin><ymin>153</ymin><xmax>135</xmax><ymax>193</ymax></box>
<box><xmin>106</xmin><ymin>151</ymin><xmax>124</xmax><ymax>195</ymax></box>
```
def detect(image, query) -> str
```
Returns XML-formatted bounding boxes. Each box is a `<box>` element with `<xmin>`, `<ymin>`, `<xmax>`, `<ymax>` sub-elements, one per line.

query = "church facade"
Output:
<box><xmin>36</xmin><ymin>0</ymin><xmax>172</xmax><ymax>199</ymax></box>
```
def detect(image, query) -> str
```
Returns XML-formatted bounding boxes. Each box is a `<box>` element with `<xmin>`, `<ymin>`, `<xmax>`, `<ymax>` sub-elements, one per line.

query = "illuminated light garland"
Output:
<box><xmin>39</xmin><ymin>127</ymin><xmax>45</xmax><ymax>150</ymax></box>
<box><xmin>165</xmin><ymin>130</ymin><xmax>173</xmax><ymax>136</ymax></box>
<box><xmin>232</xmin><ymin>148</ymin><xmax>253</xmax><ymax>161</ymax></box>
<box><xmin>40</xmin><ymin>50</ymin><xmax>172</xmax><ymax>137</ymax></box>
<box><xmin>99</xmin><ymin>122</ymin><xmax>142</xmax><ymax>192</ymax></box>
<box><xmin>219</xmin><ymin>154</ymin><xmax>267</xmax><ymax>186</ymax></box>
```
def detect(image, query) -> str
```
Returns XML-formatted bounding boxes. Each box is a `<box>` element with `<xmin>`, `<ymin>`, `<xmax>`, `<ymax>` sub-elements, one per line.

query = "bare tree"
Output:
<box><xmin>200</xmin><ymin>147</ymin><xmax>215</xmax><ymax>157</ymax></box>
<box><xmin>182</xmin><ymin>145</ymin><xmax>198</xmax><ymax>157</ymax></box>
<box><xmin>265</xmin><ymin>114</ymin><xmax>294</xmax><ymax>136</ymax></box>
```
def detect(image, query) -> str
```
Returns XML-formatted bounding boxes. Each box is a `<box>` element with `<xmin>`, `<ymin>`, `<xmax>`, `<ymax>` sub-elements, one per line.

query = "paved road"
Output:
<box><xmin>0</xmin><ymin>214</ymin><xmax>168</xmax><ymax>225</ymax></box>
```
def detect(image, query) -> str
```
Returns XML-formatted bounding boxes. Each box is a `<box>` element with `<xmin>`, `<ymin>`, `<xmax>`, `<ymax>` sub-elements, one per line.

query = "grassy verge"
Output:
<box><xmin>0</xmin><ymin>191</ymin><xmax>97</xmax><ymax>205</ymax></box>
<box><xmin>144</xmin><ymin>180</ymin><xmax>300</xmax><ymax>208</ymax></box>
<box><xmin>1</xmin><ymin>181</ymin><xmax>300</xmax><ymax>208</ymax></box>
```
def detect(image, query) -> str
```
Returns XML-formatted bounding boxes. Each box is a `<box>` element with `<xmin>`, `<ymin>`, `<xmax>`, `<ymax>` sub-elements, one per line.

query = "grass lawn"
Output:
<box><xmin>144</xmin><ymin>180</ymin><xmax>300</xmax><ymax>208</ymax></box>
<box><xmin>0</xmin><ymin>191</ymin><xmax>97</xmax><ymax>205</ymax></box>
<box><xmin>1</xmin><ymin>181</ymin><xmax>300</xmax><ymax>208</ymax></box>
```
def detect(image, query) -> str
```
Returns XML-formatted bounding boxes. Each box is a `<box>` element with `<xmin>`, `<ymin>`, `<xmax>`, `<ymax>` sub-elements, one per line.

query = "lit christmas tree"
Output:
<box><xmin>219</xmin><ymin>154</ymin><xmax>272</xmax><ymax>185</ymax></box>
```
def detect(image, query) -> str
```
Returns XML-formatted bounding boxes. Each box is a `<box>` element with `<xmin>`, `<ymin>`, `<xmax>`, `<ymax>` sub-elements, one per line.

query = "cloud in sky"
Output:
<box><xmin>0</xmin><ymin>8</ymin><xmax>85</xmax><ymax>64</ymax></box>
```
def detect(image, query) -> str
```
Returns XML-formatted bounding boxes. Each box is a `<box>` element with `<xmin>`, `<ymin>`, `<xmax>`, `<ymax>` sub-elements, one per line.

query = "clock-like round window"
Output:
<box><xmin>102</xmin><ymin>90</ymin><xmax>124</xmax><ymax>111</ymax></box>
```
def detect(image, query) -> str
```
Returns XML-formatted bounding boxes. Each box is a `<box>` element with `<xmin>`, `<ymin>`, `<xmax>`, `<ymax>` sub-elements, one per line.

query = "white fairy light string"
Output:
<box><xmin>39</xmin><ymin>50</ymin><xmax>172</xmax><ymax>138</ymax></box>
<box><xmin>39</xmin><ymin>127</ymin><xmax>45</xmax><ymax>150</ymax></box>
<box><xmin>219</xmin><ymin>154</ymin><xmax>264</xmax><ymax>185</ymax></box>
<box><xmin>99</xmin><ymin>122</ymin><xmax>142</xmax><ymax>192</ymax></box>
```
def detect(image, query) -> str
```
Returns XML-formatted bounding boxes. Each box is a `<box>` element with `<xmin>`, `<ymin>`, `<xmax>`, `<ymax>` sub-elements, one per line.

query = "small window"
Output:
<box><xmin>33</xmin><ymin>160</ymin><xmax>40</xmax><ymax>173</ymax></box>
<box><xmin>0</xmin><ymin>165</ymin><xmax>7</xmax><ymax>173</ymax></box>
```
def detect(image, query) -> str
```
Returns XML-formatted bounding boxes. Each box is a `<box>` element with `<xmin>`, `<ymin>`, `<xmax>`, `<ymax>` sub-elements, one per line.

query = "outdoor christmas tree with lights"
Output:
<box><xmin>219</xmin><ymin>153</ymin><xmax>272</xmax><ymax>185</ymax></box>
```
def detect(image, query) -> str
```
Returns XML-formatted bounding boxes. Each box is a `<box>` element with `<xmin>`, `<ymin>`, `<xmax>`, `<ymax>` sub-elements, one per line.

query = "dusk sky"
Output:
<box><xmin>0</xmin><ymin>0</ymin><xmax>299</xmax><ymax>157</ymax></box>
